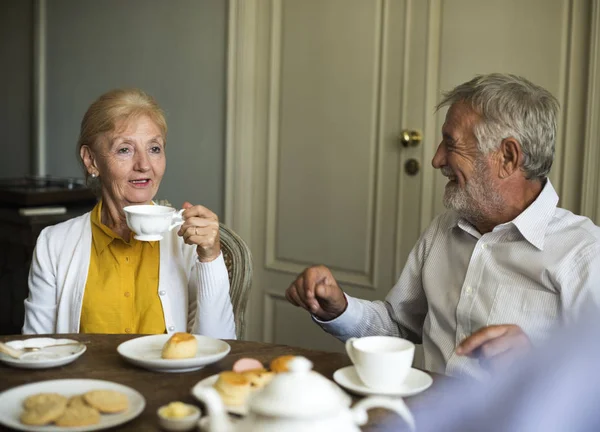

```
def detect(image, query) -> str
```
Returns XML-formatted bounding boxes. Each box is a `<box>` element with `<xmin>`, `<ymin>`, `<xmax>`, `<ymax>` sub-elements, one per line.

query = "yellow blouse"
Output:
<box><xmin>79</xmin><ymin>201</ymin><xmax>166</xmax><ymax>334</ymax></box>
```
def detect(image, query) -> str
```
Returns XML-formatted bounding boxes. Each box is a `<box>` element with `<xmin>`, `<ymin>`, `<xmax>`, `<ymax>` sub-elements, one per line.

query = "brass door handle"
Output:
<box><xmin>400</xmin><ymin>130</ymin><xmax>422</xmax><ymax>147</ymax></box>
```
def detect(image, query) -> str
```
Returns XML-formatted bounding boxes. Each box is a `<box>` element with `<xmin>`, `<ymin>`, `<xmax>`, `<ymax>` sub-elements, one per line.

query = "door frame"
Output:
<box><xmin>582</xmin><ymin>0</ymin><xmax>600</xmax><ymax>223</ymax></box>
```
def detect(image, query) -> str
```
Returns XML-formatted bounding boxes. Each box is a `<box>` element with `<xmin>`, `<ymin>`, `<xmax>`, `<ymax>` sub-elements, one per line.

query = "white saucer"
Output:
<box><xmin>117</xmin><ymin>334</ymin><xmax>230</xmax><ymax>373</ymax></box>
<box><xmin>333</xmin><ymin>366</ymin><xmax>432</xmax><ymax>397</ymax></box>
<box><xmin>0</xmin><ymin>338</ymin><xmax>86</xmax><ymax>369</ymax></box>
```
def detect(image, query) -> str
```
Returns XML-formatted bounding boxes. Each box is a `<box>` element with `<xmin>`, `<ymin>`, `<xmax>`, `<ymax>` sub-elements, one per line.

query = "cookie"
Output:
<box><xmin>67</xmin><ymin>394</ymin><xmax>89</xmax><ymax>408</ymax></box>
<box><xmin>23</xmin><ymin>393</ymin><xmax>67</xmax><ymax>410</ymax></box>
<box><xmin>55</xmin><ymin>405</ymin><xmax>101</xmax><ymax>427</ymax></box>
<box><xmin>20</xmin><ymin>399</ymin><xmax>67</xmax><ymax>426</ymax></box>
<box><xmin>269</xmin><ymin>355</ymin><xmax>295</xmax><ymax>373</ymax></box>
<box><xmin>84</xmin><ymin>389</ymin><xmax>129</xmax><ymax>413</ymax></box>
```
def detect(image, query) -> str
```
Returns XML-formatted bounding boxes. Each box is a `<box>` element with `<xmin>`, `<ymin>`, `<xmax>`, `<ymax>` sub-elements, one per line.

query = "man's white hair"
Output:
<box><xmin>437</xmin><ymin>73</ymin><xmax>559</xmax><ymax>180</ymax></box>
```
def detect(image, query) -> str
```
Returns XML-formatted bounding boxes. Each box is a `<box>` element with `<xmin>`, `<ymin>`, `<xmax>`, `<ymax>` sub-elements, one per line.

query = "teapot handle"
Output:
<box><xmin>351</xmin><ymin>396</ymin><xmax>415</xmax><ymax>431</ymax></box>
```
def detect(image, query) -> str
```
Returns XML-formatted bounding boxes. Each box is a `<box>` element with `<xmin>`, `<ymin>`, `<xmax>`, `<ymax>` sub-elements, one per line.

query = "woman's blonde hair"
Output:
<box><xmin>77</xmin><ymin>88</ymin><xmax>167</xmax><ymax>192</ymax></box>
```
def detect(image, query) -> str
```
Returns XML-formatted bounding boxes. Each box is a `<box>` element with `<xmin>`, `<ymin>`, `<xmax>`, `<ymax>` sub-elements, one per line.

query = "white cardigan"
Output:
<box><xmin>23</xmin><ymin>212</ymin><xmax>236</xmax><ymax>339</ymax></box>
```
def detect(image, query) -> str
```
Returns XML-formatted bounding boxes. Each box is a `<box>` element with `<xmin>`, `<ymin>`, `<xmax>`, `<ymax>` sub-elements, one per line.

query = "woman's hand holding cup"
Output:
<box><xmin>177</xmin><ymin>202</ymin><xmax>221</xmax><ymax>262</ymax></box>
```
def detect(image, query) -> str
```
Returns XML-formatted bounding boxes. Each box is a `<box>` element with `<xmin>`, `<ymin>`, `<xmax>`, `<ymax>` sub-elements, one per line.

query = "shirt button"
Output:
<box><xmin>465</xmin><ymin>285</ymin><xmax>473</xmax><ymax>295</ymax></box>
<box><xmin>481</xmin><ymin>243</ymin><xmax>487</xmax><ymax>249</ymax></box>
<box><xmin>460</xmin><ymin>333</ymin><xmax>467</xmax><ymax>341</ymax></box>
<box><xmin>124</xmin><ymin>291</ymin><xmax>131</xmax><ymax>297</ymax></box>
<box><xmin>168</xmin><ymin>326</ymin><xmax>175</xmax><ymax>332</ymax></box>
<box><xmin>125</xmin><ymin>328</ymin><xmax>132</xmax><ymax>333</ymax></box>
<box><xmin>159</xmin><ymin>290</ymin><xmax>166</xmax><ymax>296</ymax></box>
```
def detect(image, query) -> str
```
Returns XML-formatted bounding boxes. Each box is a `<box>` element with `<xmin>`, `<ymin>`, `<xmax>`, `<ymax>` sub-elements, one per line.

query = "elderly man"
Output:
<box><xmin>285</xmin><ymin>73</ymin><xmax>600</xmax><ymax>379</ymax></box>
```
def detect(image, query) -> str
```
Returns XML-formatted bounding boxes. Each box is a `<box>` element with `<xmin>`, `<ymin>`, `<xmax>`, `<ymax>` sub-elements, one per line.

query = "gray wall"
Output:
<box><xmin>46</xmin><ymin>0</ymin><xmax>227</xmax><ymax>215</ymax></box>
<box><xmin>1</xmin><ymin>0</ymin><xmax>228</xmax><ymax>216</ymax></box>
<box><xmin>0</xmin><ymin>0</ymin><xmax>33</xmax><ymax>178</ymax></box>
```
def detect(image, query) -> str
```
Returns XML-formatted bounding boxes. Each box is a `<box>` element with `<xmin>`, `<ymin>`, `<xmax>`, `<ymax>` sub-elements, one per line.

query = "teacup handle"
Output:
<box><xmin>169</xmin><ymin>209</ymin><xmax>185</xmax><ymax>231</ymax></box>
<box><xmin>351</xmin><ymin>396</ymin><xmax>415</xmax><ymax>431</ymax></box>
<box><xmin>345</xmin><ymin>337</ymin><xmax>357</xmax><ymax>364</ymax></box>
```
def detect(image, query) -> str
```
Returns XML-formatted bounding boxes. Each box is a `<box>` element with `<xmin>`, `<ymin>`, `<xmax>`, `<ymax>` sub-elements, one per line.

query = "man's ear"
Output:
<box><xmin>80</xmin><ymin>145</ymin><xmax>99</xmax><ymax>176</ymax></box>
<box><xmin>498</xmin><ymin>138</ymin><xmax>523</xmax><ymax>179</ymax></box>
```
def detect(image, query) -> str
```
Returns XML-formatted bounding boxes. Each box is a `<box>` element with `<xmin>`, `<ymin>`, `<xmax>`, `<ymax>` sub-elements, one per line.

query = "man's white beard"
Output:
<box><xmin>443</xmin><ymin>158</ymin><xmax>505</xmax><ymax>225</ymax></box>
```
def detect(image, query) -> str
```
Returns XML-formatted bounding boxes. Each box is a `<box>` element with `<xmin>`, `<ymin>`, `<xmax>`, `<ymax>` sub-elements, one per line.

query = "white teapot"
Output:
<box><xmin>194</xmin><ymin>356</ymin><xmax>415</xmax><ymax>432</ymax></box>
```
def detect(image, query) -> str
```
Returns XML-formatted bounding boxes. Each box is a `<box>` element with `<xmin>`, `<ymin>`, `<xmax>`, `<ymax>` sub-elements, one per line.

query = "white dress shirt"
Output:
<box><xmin>317</xmin><ymin>181</ymin><xmax>600</xmax><ymax>379</ymax></box>
<box><xmin>24</xmin><ymin>211</ymin><xmax>236</xmax><ymax>339</ymax></box>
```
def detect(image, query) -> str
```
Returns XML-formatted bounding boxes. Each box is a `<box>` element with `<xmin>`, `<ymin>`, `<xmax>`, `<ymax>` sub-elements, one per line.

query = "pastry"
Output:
<box><xmin>213</xmin><ymin>371</ymin><xmax>251</xmax><ymax>406</ymax></box>
<box><xmin>232</xmin><ymin>357</ymin><xmax>264</xmax><ymax>373</ymax></box>
<box><xmin>83</xmin><ymin>389</ymin><xmax>129</xmax><ymax>413</ymax></box>
<box><xmin>270</xmin><ymin>355</ymin><xmax>295</xmax><ymax>373</ymax></box>
<box><xmin>242</xmin><ymin>368</ymin><xmax>275</xmax><ymax>390</ymax></box>
<box><xmin>161</xmin><ymin>332</ymin><xmax>198</xmax><ymax>359</ymax></box>
<box><xmin>54</xmin><ymin>405</ymin><xmax>101</xmax><ymax>427</ymax></box>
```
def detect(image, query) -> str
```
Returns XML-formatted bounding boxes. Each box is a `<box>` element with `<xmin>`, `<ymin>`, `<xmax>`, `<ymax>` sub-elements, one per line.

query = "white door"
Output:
<box><xmin>226</xmin><ymin>0</ymin><xmax>591</xmax><ymax>352</ymax></box>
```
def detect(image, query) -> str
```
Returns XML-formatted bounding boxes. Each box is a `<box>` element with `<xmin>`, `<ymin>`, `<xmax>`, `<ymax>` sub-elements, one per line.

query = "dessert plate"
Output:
<box><xmin>0</xmin><ymin>338</ymin><xmax>86</xmax><ymax>369</ymax></box>
<box><xmin>0</xmin><ymin>378</ymin><xmax>145</xmax><ymax>432</ymax></box>
<box><xmin>117</xmin><ymin>334</ymin><xmax>230</xmax><ymax>373</ymax></box>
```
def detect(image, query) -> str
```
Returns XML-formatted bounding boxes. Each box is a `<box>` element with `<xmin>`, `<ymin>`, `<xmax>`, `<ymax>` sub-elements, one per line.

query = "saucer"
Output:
<box><xmin>333</xmin><ymin>366</ymin><xmax>432</xmax><ymax>397</ymax></box>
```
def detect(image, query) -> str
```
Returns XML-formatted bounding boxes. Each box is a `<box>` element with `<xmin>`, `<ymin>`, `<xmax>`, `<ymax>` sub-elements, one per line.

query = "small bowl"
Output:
<box><xmin>157</xmin><ymin>403</ymin><xmax>201</xmax><ymax>431</ymax></box>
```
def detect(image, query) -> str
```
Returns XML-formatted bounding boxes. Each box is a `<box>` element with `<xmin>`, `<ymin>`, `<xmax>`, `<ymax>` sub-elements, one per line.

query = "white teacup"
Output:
<box><xmin>345</xmin><ymin>336</ymin><xmax>415</xmax><ymax>392</ymax></box>
<box><xmin>123</xmin><ymin>205</ymin><xmax>184</xmax><ymax>241</ymax></box>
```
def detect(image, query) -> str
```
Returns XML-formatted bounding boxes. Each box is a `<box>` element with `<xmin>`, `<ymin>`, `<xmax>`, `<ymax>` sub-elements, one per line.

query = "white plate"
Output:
<box><xmin>117</xmin><ymin>334</ymin><xmax>230</xmax><ymax>373</ymax></box>
<box><xmin>333</xmin><ymin>366</ymin><xmax>433</xmax><ymax>397</ymax></box>
<box><xmin>0</xmin><ymin>338</ymin><xmax>86</xmax><ymax>369</ymax></box>
<box><xmin>0</xmin><ymin>378</ymin><xmax>145</xmax><ymax>432</ymax></box>
<box><xmin>191</xmin><ymin>374</ymin><xmax>249</xmax><ymax>416</ymax></box>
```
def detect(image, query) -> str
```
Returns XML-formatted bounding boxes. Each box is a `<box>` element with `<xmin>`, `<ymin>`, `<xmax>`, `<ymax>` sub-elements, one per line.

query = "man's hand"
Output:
<box><xmin>456</xmin><ymin>324</ymin><xmax>532</xmax><ymax>373</ymax></box>
<box><xmin>285</xmin><ymin>265</ymin><xmax>347</xmax><ymax>321</ymax></box>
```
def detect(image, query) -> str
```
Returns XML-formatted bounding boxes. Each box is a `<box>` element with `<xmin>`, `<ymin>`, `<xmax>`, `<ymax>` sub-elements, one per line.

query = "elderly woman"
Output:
<box><xmin>23</xmin><ymin>89</ymin><xmax>236</xmax><ymax>339</ymax></box>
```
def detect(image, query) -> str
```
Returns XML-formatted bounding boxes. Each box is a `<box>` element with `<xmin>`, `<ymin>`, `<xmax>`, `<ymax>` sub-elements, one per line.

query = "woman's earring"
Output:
<box><xmin>91</xmin><ymin>173</ymin><xmax>97</xmax><ymax>178</ymax></box>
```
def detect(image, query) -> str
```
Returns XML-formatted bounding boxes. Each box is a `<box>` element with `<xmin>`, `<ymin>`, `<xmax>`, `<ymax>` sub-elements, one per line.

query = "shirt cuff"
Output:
<box><xmin>195</xmin><ymin>252</ymin><xmax>230</xmax><ymax>299</ymax></box>
<box><xmin>312</xmin><ymin>293</ymin><xmax>362</xmax><ymax>338</ymax></box>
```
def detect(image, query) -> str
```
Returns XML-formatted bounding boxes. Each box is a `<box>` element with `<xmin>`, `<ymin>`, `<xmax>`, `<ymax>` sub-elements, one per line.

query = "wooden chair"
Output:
<box><xmin>219</xmin><ymin>223</ymin><xmax>253</xmax><ymax>340</ymax></box>
<box><xmin>157</xmin><ymin>200</ymin><xmax>253</xmax><ymax>340</ymax></box>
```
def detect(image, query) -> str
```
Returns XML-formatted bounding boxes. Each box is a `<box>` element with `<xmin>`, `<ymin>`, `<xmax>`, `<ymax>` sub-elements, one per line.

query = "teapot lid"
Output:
<box><xmin>249</xmin><ymin>356</ymin><xmax>351</xmax><ymax>418</ymax></box>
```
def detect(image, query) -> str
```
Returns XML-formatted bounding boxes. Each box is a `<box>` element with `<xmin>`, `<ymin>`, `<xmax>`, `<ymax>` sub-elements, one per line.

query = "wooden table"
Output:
<box><xmin>0</xmin><ymin>334</ymin><xmax>448</xmax><ymax>431</ymax></box>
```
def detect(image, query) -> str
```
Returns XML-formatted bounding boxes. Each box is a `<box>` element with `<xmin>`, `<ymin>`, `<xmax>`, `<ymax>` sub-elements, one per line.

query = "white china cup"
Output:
<box><xmin>345</xmin><ymin>336</ymin><xmax>415</xmax><ymax>392</ymax></box>
<box><xmin>123</xmin><ymin>205</ymin><xmax>184</xmax><ymax>241</ymax></box>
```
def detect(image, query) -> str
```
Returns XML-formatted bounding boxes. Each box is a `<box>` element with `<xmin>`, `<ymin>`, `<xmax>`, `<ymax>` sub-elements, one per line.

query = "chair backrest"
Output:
<box><xmin>156</xmin><ymin>200</ymin><xmax>252</xmax><ymax>339</ymax></box>
<box><xmin>219</xmin><ymin>223</ymin><xmax>253</xmax><ymax>340</ymax></box>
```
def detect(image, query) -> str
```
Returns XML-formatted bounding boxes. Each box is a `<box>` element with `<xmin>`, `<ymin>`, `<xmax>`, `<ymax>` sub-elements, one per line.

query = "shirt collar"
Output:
<box><xmin>509</xmin><ymin>179</ymin><xmax>558</xmax><ymax>250</ymax></box>
<box><xmin>90</xmin><ymin>200</ymin><xmax>156</xmax><ymax>254</ymax></box>
<box><xmin>449</xmin><ymin>179</ymin><xmax>558</xmax><ymax>250</ymax></box>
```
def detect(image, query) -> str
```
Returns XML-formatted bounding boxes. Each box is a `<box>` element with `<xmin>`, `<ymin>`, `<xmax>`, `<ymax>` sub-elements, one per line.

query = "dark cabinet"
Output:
<box><xmin>0</xmin><ymin>178</ymin><xmax>96</xmax><ymax>335</ymax></box>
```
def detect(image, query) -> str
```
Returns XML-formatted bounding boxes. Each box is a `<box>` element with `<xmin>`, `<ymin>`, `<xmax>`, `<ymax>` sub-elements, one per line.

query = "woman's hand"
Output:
<box><xmin>177</xmin><ymin>202</ymin><xmax>221</xmax><ymax>262</ymax></box>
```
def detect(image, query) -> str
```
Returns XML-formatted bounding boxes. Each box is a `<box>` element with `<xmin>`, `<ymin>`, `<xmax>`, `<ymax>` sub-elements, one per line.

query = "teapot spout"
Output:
<box><xmin>194</xmin><ymin>387</ymin><xmax>233</xmax><ymax>432</ymax></box>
